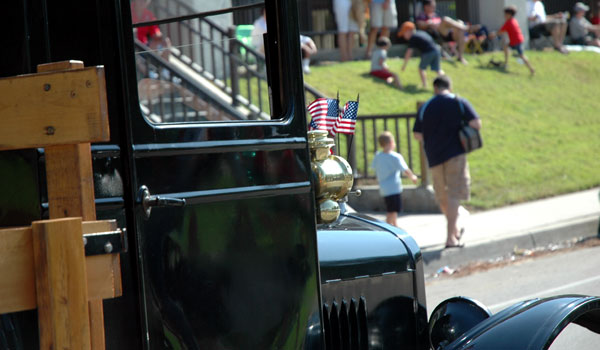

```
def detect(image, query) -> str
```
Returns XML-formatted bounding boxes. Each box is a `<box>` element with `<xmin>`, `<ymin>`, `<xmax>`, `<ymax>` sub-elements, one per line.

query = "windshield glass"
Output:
<box><xmin>131</xmin><ymin>0</ymin><xmax>272</xmax><ymax>124</ymax></box>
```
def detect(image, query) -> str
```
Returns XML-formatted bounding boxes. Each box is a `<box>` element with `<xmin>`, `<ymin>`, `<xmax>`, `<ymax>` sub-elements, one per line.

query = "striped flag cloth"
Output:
<box><xmin>307</xmin><ymin>98</ymin><xmax>338</xmax><ymax>132</ymax></box>
<box><xmin>333</xmin><ymin>100</ymin><xmax>359</xmax><ymax>135</ymax></box>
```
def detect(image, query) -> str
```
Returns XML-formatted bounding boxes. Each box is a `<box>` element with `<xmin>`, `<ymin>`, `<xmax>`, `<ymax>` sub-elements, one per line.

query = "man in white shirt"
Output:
<box><xmin>527</xmin><ymin>0</ymin><xmax>568</xmax><ymax>53</ymax></box>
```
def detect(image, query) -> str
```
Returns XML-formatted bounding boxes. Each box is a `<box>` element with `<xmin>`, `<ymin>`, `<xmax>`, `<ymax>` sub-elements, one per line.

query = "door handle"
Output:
<box><xmin>137</xmin><ymin>185</ymin><xmax>186</xmax><ymax>219</ymax></box>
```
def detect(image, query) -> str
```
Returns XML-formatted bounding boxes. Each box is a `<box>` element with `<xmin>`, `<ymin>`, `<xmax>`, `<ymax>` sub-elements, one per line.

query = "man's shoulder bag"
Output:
<box><xmin>456</xmin><ymin>96</ymin><xmax>482</xmax><ymax>153</ymax></box>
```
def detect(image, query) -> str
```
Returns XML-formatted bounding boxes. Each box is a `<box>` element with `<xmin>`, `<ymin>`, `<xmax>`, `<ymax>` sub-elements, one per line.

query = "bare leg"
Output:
<box><xmin>347</xmin><ymin>32</ymin><xmax>355</xmax><ymax>60</ymax></box>
<box><xmin>380</xmin><ymin>27</ymin><xmax>390</xmax><ymax>40</ymax></box>
<box><xmin>389</xmin><ymin>72</ymin><xmax>402</xmax><ymax>89</ymax></box>
<box><xmin>419</xmin><ymin>69</ymin><xmax>427</xmax><ymax>88</ymax></box>
<box><xmin>453</xmin><ymin>29</ymin><xmax>467</xmax><ymax>63</ymax></box>
<box><xmin>385</xmin><ymin>212</ymin><xmax>398</xmax><ymax>226</ymax></box>
<box><xmin>441</xmin><ymin>16</ymin><xmax>468</xmax><ymax>31</ymax></box>
<box><xmin>445</xmin><ymin>197</ymin><xmax>461</xmax><ymax>246</ymax></box>
<box><xmin>439</xmin><ymin>18</ymin><xmax>467</xmax><ymax>63</ymax></box>
<box><xmin>559</xmin><ymin>22</ymin><xmax>568</xmax><ymax>44</ymax></box>
<box><xmin>549</xmin><ymin>24</ymin><xmax>566</xmax><ymax>51</ymax></box>
<box><xmin>366</xmin><ymin>27</ymin><xmax>379</xmax><ymax>58</ymax></box>
<box><xmin>520</xmin><ymin>54</ymin><xmax>535</xmax><ymax>75</ymax></box>
<box><xmin>338</xmin><ymin>32</ymin><xmax>349</xmax><ymax>61</ymax></box>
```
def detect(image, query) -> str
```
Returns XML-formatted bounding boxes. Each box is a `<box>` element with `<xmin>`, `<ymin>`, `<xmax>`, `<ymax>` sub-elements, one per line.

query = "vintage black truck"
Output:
<box><xmin>1</xmin><ymin>0</ymin><xmax>599</xmax><ymax>349</ymax></box>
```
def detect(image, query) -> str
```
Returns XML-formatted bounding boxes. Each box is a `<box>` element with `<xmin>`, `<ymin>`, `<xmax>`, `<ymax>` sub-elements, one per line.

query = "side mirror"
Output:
<box><xmin>429</xmin><ymin>297</ymin><xmax>491</xmax><ymax>349</ymax></box>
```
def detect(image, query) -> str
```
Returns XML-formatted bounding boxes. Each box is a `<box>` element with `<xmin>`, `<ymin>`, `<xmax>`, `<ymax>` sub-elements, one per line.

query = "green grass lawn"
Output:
<box><xmin>304</xmin><ymin>50</ymin><xmax>600</xmax><ymax>210</ymax></box>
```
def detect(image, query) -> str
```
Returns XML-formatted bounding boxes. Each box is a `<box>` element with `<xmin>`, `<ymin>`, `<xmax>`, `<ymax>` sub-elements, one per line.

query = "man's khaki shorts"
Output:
<box><xmin>431</xmin><ymin>154</ymin><xmax>471</xmax><ymax>205</ymax></box>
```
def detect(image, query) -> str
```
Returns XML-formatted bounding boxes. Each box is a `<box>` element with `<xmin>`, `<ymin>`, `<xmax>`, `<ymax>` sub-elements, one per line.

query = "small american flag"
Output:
<box><xmin>307</xmin><ymin>98</ymin><xmax>338</xmax><ymax>132</ymax></box>
<box><xmin>333</xmin><ymin>100</ymin><xmax>358</xmax><ymax>135</ymax></box>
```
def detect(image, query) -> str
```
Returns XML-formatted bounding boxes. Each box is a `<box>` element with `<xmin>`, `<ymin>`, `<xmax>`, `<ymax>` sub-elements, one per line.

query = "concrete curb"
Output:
<box><xmin>348</xmin><ymin>185</ymin><xmax>441</xmax><ymax>213</ymax></box>
<box><xmin>421</xmin><ymin>215</ymin><xmax>600</xmax><ymax>275</ymax></box>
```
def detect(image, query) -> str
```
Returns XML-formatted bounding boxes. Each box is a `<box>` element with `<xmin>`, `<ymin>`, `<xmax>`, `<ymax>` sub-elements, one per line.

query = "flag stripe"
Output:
<box><xmin>332</xmin><ymin>100</ymin><xmax>358</xmax><ymax>135</ymax></box>
<box><xmin>307</xmin><ymin>98</ymin><xmax>339</xmax><ymax>134</ymax></box>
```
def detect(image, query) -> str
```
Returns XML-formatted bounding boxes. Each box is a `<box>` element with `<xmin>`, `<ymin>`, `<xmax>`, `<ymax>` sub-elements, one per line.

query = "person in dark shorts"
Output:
<box><xmin>498</xmin><ymin>5</ymin><xmax>535</xmax><ymax>75</ymax></box>
<box><xmin>371</xmin><ymin>131</ymin><xmax>418</xmax><ymax>227</ymax></box>
<box><xmin>399</xmin><ymin>21</ymin><xmax>444</xmax><ymax>89</ymax></box>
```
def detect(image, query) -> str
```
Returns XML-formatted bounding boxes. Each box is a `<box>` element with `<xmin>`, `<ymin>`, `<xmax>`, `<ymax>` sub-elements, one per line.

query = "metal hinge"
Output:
<box><xmin>83</xmin><ymin>228</ymin><xmax>127</xmax><ymax>256</ymax></box>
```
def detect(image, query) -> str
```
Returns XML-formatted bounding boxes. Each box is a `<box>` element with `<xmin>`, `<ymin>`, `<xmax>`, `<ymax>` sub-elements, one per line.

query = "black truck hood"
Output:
<box><xmin>316</xmin><ymin>213</ymin><xmax>422</xmax><ymax>283</ymax></box>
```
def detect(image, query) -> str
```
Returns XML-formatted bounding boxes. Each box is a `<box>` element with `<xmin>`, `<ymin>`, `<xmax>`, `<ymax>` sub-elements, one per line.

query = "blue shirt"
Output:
<box><xmin>371</xmin><ymin>151</ymin><xmax>409</xmax><ymax>196</ymax></box>
<box><xmin>413</xmin><ymin>93</ymin><xmax>479</xmax><ymax>167</ymax></box>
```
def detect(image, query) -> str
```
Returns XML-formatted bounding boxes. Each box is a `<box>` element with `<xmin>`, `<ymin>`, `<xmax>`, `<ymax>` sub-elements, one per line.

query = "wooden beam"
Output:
<box><xmin>45</xmin><ymin>143</ymin><xmax>98</xmax><ymax>219</ymax></box>
<box><xmin>0</xmin><ymin>63</ymin><xmax>109</xmax><ymax>151</ymax></box>
<box><xmin>39</xmin><ymin>60</ymin><xmax>109</xmax><ymax>350</ymax></box>
<box><xmin>32</xmin><ymin>217</ymin><xmax>91</xmax><ymax>350</ymax></box>
<box><xmin>0</xmin><ymin>220</ymin><xmax>122</xmax><ymax>315</ymax></box>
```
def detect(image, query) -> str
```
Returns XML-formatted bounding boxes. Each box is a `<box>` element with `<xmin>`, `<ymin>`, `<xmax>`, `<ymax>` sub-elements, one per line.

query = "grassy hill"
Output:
<box><xmin>304</xmin><ymin>51</ymin><xmax>600</xmax><ymax>210</ymax></box>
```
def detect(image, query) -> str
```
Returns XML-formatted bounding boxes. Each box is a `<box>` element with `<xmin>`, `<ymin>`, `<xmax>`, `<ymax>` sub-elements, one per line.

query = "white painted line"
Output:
<box><xmin>489</xmin><ymin>275</ymin><xmax>600</xmax><ymax>312</ymax></box>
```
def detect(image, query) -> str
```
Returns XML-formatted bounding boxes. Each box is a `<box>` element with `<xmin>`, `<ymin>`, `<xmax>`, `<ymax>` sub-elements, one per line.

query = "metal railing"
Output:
<box><xmin>332</xmin><ymin>109</ymin><xmax>429</xmax><ymax>186</ymax></box>
<box><xmin>149</xmin><ymin>0</ymin><xmax>269</xmax><ymax>118</ymax></box>
<box><xmin>134</xmin><ymin>40</ymin><xmax>242</xmax><ymax>123</ymax></box>
<box><xmin>147</xmin><ymin>0</ymin><xmax>330</xmax><ymax>120</ymax></box>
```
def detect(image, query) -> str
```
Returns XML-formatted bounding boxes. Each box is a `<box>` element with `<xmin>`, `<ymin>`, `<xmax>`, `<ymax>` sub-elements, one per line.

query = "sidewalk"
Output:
<box><xmin>363</xmin><ymin>188</ymin><xmax>600</xmax><ymax>275</ymax></box>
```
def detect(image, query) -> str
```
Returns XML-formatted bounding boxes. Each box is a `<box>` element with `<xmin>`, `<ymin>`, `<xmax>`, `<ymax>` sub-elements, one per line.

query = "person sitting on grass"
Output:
<box><xmin>527</xmin><ymin>0</ymin><xmax>568</xmax><ymax>54</ymax></box>
<box><xmin>569</xmin><ymin>2</ymin><xmax>600</xmax><ymax>48</ymax></box>
<box><xmin>369</xmin><ymin>36</ymin><xmax>402</xmax><ymax>89</ymax></box>
<box><xmin>416</xmin><ymin>0</ymin><xmax>469</xmax><ymax>64</ymax></box>
<box><xmin>498</xmin><ymin>5</ymin><xmax>535</xmax><ymax>75</ymax></box>
<box><xmin>371</xmin><ymin>131</ymin><xmax>418</xmax><ymax>227</ymax></box>
<box><xmin>399</xmin><ymin>21</ymin><xmax>444</xmax><ymax>89</ymax></box>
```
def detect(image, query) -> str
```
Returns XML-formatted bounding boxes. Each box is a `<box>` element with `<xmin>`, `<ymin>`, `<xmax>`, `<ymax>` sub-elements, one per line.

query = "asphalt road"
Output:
<box><xmin>425</xmin><ymin>245</ymin><xmax>600</xmax><ymax>349</ymax></box>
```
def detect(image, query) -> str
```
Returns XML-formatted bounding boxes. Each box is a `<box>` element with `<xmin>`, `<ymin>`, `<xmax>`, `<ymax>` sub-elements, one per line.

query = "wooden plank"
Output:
<box><xmin>46</xmin><ymin>142</ymin><xmax>110</xmax><ymax>350</ymax></box>
<box><xmin>37</xmin><ymin>60</ymin><xmax>111</xmax><ymax>349</ymax></box>
<box><xmin>0</xmin><ymin>65</ymin><xmax>109</xmax><ymax>151</ymax></box>
<box><xmin>0</xmin><ymin>221</ymin><xmax>122</xmax><ymax>314</ymax></box>
<box><xmin>32</xmin><ymin>217</ymin><xmax>91</xmax><ymax>350</ymax></box>
<box><xmin>45</xmin><ymin>143</ymin><xmax>98</xmax><ymax>219</ymax></box>
<box><xmin>0</xmin><ymin>226</ymin><xmax>36</xmax><ymax>313</ymax></box>
<box><xmin>40</xmin><ymin>61</ymin><xmax>109</xmax><ymax>350</ymax></box>
<box><xmin>37</xmin><ymin>60</ymin><xmax>84</xmax><ymax>72</ymax></box>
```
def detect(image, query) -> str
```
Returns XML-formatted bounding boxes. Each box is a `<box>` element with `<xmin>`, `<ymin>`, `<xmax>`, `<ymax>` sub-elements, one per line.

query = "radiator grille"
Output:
<box><xmin>323</xmin><ymin>297</ymin><xmax>368</xmax><ymax>350</ymax></box>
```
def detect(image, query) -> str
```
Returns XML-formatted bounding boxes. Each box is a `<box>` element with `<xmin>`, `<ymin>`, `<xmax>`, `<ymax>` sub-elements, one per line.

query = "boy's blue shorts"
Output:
<box><xmin>510</xmin><ymin>43</ymin><xmax>524</xmax><ymax>55</ymax></box>
<box><xmin>384</xmin><ymin>193</ymin><xmax>403</xmax><ymax>213</ymax></box>
<box><xmin>419</xmin><ymin>49</ymin><xmax>441</xmax><ymax>71</ymax></box>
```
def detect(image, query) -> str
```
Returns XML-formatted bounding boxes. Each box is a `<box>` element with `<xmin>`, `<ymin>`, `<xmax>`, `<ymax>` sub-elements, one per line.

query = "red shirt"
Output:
<box><xmin>131</xmin><ymin>5</ymin><xmax>161</xmax><ymax>44</ymax></box>
<box><xmin>416</xmin><ymin>12</ymin><xmax>442</xmax><ymax>26</ymax></box>
<box><xmin>592</xmin><ymin>15</ymin><xmax>600</xmax><ymax>25</ymax></box>
<box><xmin>500</xmin><ymin>18</ymin><xmax>524</xmax><ymax>46</ymax></box>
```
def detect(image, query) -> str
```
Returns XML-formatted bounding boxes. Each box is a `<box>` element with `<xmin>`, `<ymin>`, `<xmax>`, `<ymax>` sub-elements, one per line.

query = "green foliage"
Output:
<box><xmin>304</xmin><ymin>51</ymin><xmax>600</xmax><ymax>210</ymax></box>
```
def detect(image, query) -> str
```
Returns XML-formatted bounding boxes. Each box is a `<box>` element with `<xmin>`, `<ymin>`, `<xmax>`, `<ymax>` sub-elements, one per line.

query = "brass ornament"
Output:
<box><xmin>308</xmin><ymin>130</ymin><xmax>354</xmax><ymax>224</ymax></box>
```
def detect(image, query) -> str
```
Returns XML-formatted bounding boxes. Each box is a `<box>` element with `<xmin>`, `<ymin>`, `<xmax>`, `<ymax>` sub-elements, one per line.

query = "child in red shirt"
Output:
<box><xmin>131</xmin><ymin>0</ymin><xmax>171</xmax><ymax>60</ymax></box>
<box><xmin>498</xmin><ymin>6</ymin><xmax>535</xmax><ymax>75</ymax></box>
